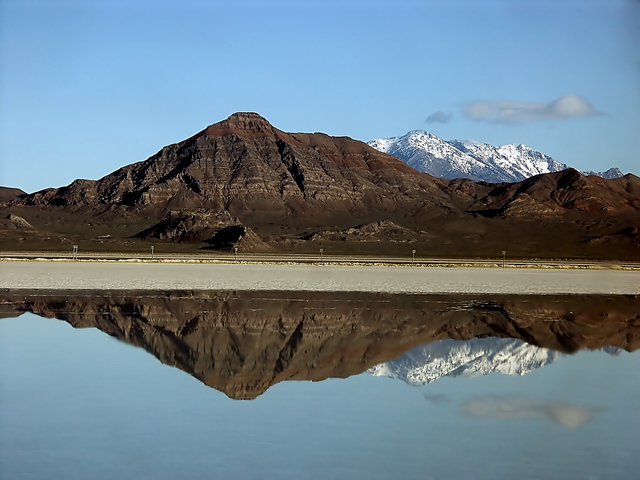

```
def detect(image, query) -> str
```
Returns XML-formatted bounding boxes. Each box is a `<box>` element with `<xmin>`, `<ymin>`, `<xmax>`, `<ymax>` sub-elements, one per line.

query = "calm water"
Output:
<box><xmin>1</xmin><ymin>292</ymin><xmax>638</xmax><ymax>479</ymax></box>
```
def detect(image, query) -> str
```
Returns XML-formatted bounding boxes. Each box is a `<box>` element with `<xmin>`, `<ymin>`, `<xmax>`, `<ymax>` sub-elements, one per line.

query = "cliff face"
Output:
<box><xmin>3</xmin><ymin>291</ymin><xmax>638</xmax><ymax>400</ymax></box>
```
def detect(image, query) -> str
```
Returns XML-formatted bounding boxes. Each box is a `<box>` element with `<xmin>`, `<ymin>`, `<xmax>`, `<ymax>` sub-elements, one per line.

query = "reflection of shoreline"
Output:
<box><xmin>1</xmin><ymin>291</ymin><xmax>639</xmax><ymax>399</ymax></box>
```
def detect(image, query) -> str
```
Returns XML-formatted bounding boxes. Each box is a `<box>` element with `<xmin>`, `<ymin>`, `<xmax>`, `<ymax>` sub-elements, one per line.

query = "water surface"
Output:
<box><xmin>1</xmin><ymin>292</ymin><xmax>638</xmax><ymax>479</ymax></box>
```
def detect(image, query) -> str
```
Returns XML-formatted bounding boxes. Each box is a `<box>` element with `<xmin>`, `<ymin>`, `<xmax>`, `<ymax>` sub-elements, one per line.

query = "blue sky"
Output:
<box><xmin>1</xmin><ymin>0</ymin><xmax>638</xmax><ymax>193</ymax></box>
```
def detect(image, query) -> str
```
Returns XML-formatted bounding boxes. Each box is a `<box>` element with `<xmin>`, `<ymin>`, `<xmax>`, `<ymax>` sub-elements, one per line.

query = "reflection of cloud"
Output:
<box><xmin>426</xmin><ymin>111</ymin><xmax>453</xmax><ymax>124</ymax></box>
<box><xmin>462</xmin><ymin>396</ymin><xmax>601</xmax><ymax>428</ymax></box>
<box><xmin>462</xmin><ymin>95</ymin><xmax>600</xmax><ymax>123</ymax></box>
<box><xmin>424</xmin><ymin>393</ymin><xmax>450</xmax><ymax>406</ymax></box>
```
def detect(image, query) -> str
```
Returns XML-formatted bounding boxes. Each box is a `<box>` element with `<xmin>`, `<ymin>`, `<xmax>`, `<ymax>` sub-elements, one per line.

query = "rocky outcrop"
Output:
<box><xmin>5</xmin><ymin>214</ymin><xmax>33</xmax><ymax>229</ymax></box>
<box><xmin>3</xmin><ymin>291</ymin><xmax>638</xmax><ymax>400</ymax></box>
<box><xmin>134</xmin><ymin>209</ymin><xmax>268</xmax><ymax>251</ymax></box>
<box><xmin>202</xmin><ymin>225</ymin><xmax>267</xmax><ymax>251</ymax></box>
<box><xmin>304</xmin><ymin>220</ymin><xmax>421</xmax><ymax>242</ymax></box>
<box><xmin>135</xmin><ymin>210</ymin><xmax>236</xmax><ymax>241</ymax></box>
<box><xmin>0</xmin><ymin>213</ymin><xmax>37</xmax><ymax>243</ymax></box>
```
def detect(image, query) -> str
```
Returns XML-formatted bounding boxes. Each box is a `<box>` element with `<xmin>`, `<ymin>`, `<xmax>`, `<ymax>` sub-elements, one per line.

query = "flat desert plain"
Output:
<box><xmin>1</xmin><ymin>260</ymin><xmax>638</xmax><ymax>294</ymax></box>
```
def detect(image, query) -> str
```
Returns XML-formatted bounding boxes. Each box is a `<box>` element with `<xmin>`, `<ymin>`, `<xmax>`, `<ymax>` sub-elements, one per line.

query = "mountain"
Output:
<box><xmin>2</xmin><ymin>291</ymin><xmax>638</xmax><ymax>400</ymax></box>
<box><xmin>368</xmin><ymin>130</ymin><xmax>624</xmax><ymax>183</ymax></box>
<box><xmin>18</xmin><ymin>113</ymin><xmax>452</xmax><ymax>221</ymax></box>
<box><xmin>11</xmin><ymin>112</ymin><xmax>457</xmax><ymax>239</ymax></box>
<box><xmin>369</xmin><ymin>131</ymin><xmax>507</xmax><ymax>182</ymax></box>
<box><xmin>2</xmin><ymin>112</ymin><xmax>639</xmax><ymax>260</ymax></box>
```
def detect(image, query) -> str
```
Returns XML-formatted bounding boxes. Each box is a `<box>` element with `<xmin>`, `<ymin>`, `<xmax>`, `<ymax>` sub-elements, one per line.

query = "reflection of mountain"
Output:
<box><xmin>369</xmin><ymin>338</ymin><xmax>625</xmax><ymax>385</ymax></box>
<box><xmin>369</xmin><ymin>338</ymin><xmax>565</xmax><ymax>385</ymax></box>
<box><xmin>1</xmin><ymin>291</ymin><xmax>638</xmax><ymax>400</ymax></box>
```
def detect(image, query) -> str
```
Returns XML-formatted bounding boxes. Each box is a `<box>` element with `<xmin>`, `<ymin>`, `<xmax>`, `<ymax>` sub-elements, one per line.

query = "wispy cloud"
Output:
<box><xmin>462</xmin><ymin>396</ymin><xmax>601</xmax><ymax>428</ymax></box>
<box><xmin>462</xmin><ymin>94</ymin><xmax>601</xmax><ymax>124</ymax></box>
<box><xmin>426</xmin><ymin>111</ymin><xmax>453</xmax><ymax>124</ymax></box>
<box><xmin>424</xmin><ymin>393</ymin><xmax>451</xmax><ymax>406</ymax></box>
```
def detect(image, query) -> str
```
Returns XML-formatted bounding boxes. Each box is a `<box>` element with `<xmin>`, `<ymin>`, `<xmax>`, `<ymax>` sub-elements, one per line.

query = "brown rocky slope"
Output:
<box><xmin>2</xmin><ymin>113</ymin><xmax>639</xmax><ymax>259</ymax></box>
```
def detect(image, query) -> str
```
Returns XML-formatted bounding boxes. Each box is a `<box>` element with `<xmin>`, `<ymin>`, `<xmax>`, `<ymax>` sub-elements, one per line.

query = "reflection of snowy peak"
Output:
<box><xmin>368</xmin><ymin>338</ymin><xmax>563</xmax><ymax>386</ymax></box>
<box><xmin>368</xmin><ymin>131</ymin><xmax>623</xmax><ymax>183</ymax></box>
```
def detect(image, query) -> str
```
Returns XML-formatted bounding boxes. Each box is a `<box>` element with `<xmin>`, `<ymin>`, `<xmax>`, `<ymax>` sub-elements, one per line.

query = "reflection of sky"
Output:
<box><xmin>1</xmin><ymin>313</ymin><xmax>639</xmax><ymax>479</ymax></box>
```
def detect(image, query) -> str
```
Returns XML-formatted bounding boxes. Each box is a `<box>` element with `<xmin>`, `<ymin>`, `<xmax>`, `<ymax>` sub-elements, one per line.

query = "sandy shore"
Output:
<box><xmin>1</xmin><ymin>260</ymin><xmax>638</xmax><ymax>294</ymax></box>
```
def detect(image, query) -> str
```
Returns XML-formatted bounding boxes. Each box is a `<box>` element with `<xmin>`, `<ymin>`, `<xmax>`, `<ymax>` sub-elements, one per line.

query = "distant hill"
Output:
<box><xmin>1</xmin><ymin>112</ymin><xmax>639</xmax><ymax>260</ymax></box>
<box><xmin>368</xmin><ymin>130</ymin><xmax>624</xmax><ymax>183</ymax></box>
<box><xmin>0</xmin><ymin>187</ymin><xmax>26</xmax><ymax>203</ymax></box>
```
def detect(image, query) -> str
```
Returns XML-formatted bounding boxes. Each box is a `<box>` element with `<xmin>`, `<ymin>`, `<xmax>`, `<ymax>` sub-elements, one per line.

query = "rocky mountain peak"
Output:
<box><xmin>204</xmin><ymin>112</ymin><xmax>282</xmax><ymax>138</ymax></box>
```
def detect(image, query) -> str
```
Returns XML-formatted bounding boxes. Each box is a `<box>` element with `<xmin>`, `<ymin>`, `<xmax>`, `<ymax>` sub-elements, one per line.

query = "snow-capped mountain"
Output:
<box><xmin>368</xmin><ymin>338</ymin><xmax>564</xmax><ymax>386</ymax></box>
<box><xmin>368</xmin><ymin>130</ymin><xmax>623</xmax><ymax>183</ymax></box>
<box><xmin>369</xmin><ymin>131</ymin><xmax>505</xmax><ymax>181</ymax></box>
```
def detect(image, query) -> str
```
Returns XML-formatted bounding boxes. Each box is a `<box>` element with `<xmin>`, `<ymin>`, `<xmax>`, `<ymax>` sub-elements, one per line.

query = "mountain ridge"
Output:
<box><xmin>1</xmin><ymin>112</ymin><xmax>639</xmax><ymax>259</ymax></box>
<box><xmin>368</xmin><ymin>130</ymin><xmax>624</xmax><ymax>183</ymax></box>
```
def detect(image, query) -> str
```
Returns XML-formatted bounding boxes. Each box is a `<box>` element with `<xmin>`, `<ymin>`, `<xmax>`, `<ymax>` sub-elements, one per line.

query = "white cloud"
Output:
<box><xmin>462</xmin><ymin>94</ymin><xmax>600</xmax><ymax>123</ymax></box>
